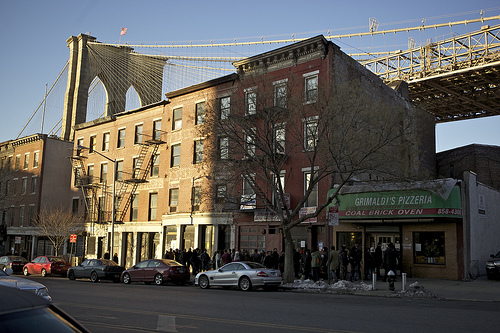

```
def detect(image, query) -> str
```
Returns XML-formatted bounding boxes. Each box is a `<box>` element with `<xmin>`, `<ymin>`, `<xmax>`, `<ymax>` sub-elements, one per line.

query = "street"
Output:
<box><xmin>28</xmin><ymin>276</ymin><xmax>499</xmax><ymax>333</ymax></box>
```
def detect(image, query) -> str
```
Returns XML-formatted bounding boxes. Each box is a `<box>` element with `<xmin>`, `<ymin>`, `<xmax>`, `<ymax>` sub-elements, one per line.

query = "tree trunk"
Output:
<box><xmin>283</xmin><ymin>227</ymin><xmax>295</xmax><ymax>283</ymax></box>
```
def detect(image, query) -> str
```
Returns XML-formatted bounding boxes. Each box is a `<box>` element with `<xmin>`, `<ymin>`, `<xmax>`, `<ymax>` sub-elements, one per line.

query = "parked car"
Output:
<box><xmin>68</xmin><ymin>259</ymin><xmax>125</xmax><ymax>283</ymax></box>
<box><xmin>121</xmin><ymin>259</ymin><xmax>190</xmax><ymax>286</ymax></box>
<box><xmin>0</xmin><ymin>285</ymin><xmax>90</xmax><ymax>332</ymax></box>
<box><xmin>23</xmin><ymin>256</ymin><xmax>72</xmax><ymax>277</ymax></box>
<box><xmin>195</xmin><ymin>261</ymin><xmax>282</xmax><ymax>291</ymax></box>
<box><xmin>0</xmin><ymin>256</ymin><xmax>28</xmax><ymax>274</ymax></box>
<box><xmin>0</xmin><ymin>268</ymin><xmax>51</xmax><ymax>301</ymax></box>
<box><xmin>486</xmin><ymin>251</ymin><xmax>500</xmax><ymax>279</ymax></box>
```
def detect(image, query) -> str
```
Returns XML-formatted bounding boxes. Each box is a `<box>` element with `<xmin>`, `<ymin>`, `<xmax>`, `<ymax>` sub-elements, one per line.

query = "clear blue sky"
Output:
<box><xmin>1</xmin><ymin>0</ymin><xmax>499</xmax><ymax>152</ymax></box>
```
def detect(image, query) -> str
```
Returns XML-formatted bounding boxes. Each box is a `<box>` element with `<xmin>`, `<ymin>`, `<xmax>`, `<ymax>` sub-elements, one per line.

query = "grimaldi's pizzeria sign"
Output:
<box><xmin>333</xmin><ymin>186</ymin><xmax>462</xmax><ymax>219</ymax></box>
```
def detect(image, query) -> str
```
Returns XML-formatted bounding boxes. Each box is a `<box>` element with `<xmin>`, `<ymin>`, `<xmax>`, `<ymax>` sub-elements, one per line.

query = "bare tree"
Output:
<box><xmin>203</xmin><ymin>72</ymin><xmax>428</xmax><ymax>283</ymax></box>
<box><xmin>33</xmin><ymin>208</ymin><xmax>85</xmax><ymax>256</ymax></box>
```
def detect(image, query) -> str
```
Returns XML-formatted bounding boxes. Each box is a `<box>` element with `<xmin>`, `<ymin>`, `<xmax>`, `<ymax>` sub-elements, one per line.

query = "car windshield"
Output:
<box><xmin>495</xmin><ymin>251</ymin><xmax>500</xmax><ymax>258</ymax></box>
<box><xmin>244</xmin><ymin>262</ymin><xmax>266</xmax><ymax>269</ymax></box>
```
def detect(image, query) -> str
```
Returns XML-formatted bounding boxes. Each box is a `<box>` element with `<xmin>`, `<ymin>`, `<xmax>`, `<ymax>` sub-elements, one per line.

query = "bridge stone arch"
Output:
<box><xmin>62</xmin><ymin>34</ymin><xmax>167</xmax><ymax>141</ymax></box>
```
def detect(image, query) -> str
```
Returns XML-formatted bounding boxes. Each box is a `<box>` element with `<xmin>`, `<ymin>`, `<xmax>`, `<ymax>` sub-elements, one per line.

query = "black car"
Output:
<box><xmin>486</xmin><ymin>251</ymin><xmax>500</xmax><ymax>279</ymax></box>
<box><xmin>68</xmin><ymin>259</ymin><xmax>125</xmax><ymax>283</ymax></box>
<box><xmin>0</xmin><ymin>256</ymin><xmax>28</xmax><ymax>273</ymax></box>
<box><xmin>0</xmin><ymin>285</ymin><xmax>90</xmax><ymax>332</ymax></box>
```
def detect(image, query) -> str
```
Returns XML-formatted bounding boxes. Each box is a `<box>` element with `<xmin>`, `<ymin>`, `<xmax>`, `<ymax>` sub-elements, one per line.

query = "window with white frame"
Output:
<box><xmin>21</xmin><ymin>177</ymin><xmax>27</xmax><ymax>195</ymax></box>
<box><xmin>173</xmin><ymin>108</ymin><xmax>182</xmax><ymax>130</ymax></box>
<box><xmin>90</xmin><ymin>136</ymin><xmax>97</xmax><ymax>153</ymax></box>
<box><xmin>244</xmin><ymin>128</ymin><xmax>256</xmax><ymax>158</ymax></box>
<box><xmin>87</xmin><ymin>165</ymin><xmax>94</xmax><ymax>183</ymax></box>
<box><xmin>219</xmin><ymin>137</ymin><xmax>229</xmax><ymax>160</ymax></box>
<box><xmin>19</xmin><ymin>205</ymin><xmax>25</xmax><ymax>227</ymax></box>
<box><xmin>153</xmin><ymin>120</ymin><xmax>162</xmax><ymax>140</ymax></box>
<box><xmin>274</xmin><ymin>123</ymin><xmax>286</xmax><ymax>154</ymax></box>
<box><xmin>220</xmin><ymin>96</ymin><xmax>230</xmax><ymax>120</ymax></box>
<box><xmin>274</xmin><ymin>80</ymin><xmax>287</xmax><ymax>108</ymax></box>
<box><xmin>116</xmin><ymin>160</ymin><xmax>123</xmax><ymax>181</ymax></box>
<box><xmin>31</xmin><ymin>176</ymin><xmax>37</xmax><ymax>194</ymax></box>
<box><xmin>245</xmin><ymin>88</ymin><xmax>257</xmax><ymax>115</ymax></box>
<box><xmin>33</xmin><ymin>151</ymin><xmax>39</xmax><ymax>168</ymax></box>
<box><xmin>150</xmin><ymin>154</ymin><xmax>160</xmax><ymax>177</ymax></box>
<box><xmin>130</xmin><ymin>194</ymin><xmax>138</xmax><ymax>221</ymax></box>
<box><xmin>149</xmin><ymin>193</ymin><xmax>158</xmax><ymax>220</ymax></box>
<box><xmin>23</xmin><ymin>153</ymin><xmax>30</xmax><ymax>169</ymax></box>
<box><xmin>133</xmin><ymin>157</ymin><xmax>140</xmax><ymax>178</ymax></box>
<box><xmin>169</xmin><ymin>188</ymin><xmax>179</xmax><ymax>212</ymax></box>
<box><xmin>196</xmin><ymin>102</ymin><xmax>206</xmax><ymax>125</ymax></box>
<box><xmin>304</xmin><ymin>170</ymin><xmax>318</xmax><ymax>207</ymax></box>
<box><xmin>304</xmin><ymin>117</ymin><xmax>319</xmax><ymax>151</ymax></box>
<box><xmin>194</xmin><ymin>140</ymin><xmax>204</xmax><ymax>164</ymax></box>
<box><xmin>117</xmin><ymin>129</ymin><xmax>125</xmax><ymax>148</ymax></box>
<box><xmin>15</xmin><ymin>155</ymin><xmax>20</xmax><ymax>170</ymax></box>
<box><xmin>273</xmin><ymin>172</ymin><xmax>286</xmax><ymax>207</ymax></box>
<box><xmin>100</xmin><ymin>163</ymin><xmax>108</xmax><ymax>183</ymax></box>
<box><xmin>304</xmin><ymin>73</ymin><xmax>318</xmax><ymax>103</ymax></box>
<box><xmin>134</xmin><ymin>124</ymin><xmax>143</xmax><ymax>144</ymax></box>
<box><xmin>102</xmin><ymin>132</ymin><xmax>110</xmax><ymax>151</ymax></box>
<box><xmin>241</xmin><ymin>175</ymin><xmax>256</xmax><ymax>209</ymax></box>
<box><xmin>171</xmin><ymin>143</ymin><xmax>181</xmax><ymax>167</ymax></box>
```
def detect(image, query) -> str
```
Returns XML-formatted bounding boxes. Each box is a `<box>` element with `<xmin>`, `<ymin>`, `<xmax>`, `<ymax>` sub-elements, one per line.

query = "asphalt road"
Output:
<box><xmin>26</xmin><ymin>275</ymin><xmax>500</xmax><ymax>333</ymax></box>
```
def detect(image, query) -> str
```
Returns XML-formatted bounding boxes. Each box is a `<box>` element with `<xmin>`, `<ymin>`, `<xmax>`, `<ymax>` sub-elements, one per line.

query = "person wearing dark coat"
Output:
<box><xmin>304</xmin><ymin>249</ymin><xmax>312</xmax><ymax>280</ymax></box>
<box><xmin>383</xmin><ymin>243</ymin><xmax>398</xmax><ymax>281</ymax></box>
<box><xmin>374</xmin><ymin>243</ymin><xmax>383</xmax><ymax>279</ymax></box>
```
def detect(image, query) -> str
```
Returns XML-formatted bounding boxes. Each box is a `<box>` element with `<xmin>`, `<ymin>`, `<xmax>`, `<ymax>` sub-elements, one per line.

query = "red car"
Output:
<box><xmin>23</xmin><ymin>256</ymin><xmax>72</xmax><ymax>277</ymax></box>
<box><xmin>121</xmin><ymin>259</ymin><xmax>190</xmax><ymax>286</ymax></box>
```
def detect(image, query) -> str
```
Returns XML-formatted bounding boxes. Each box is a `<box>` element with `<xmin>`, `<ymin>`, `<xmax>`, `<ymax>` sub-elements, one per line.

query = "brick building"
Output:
<box><xmin>0</xmin><ymin>134</ymin><xmax>74</xmax><ymax>259</ymax></box>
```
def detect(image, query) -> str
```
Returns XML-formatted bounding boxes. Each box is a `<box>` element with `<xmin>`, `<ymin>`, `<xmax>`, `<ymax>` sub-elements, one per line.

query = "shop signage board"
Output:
<box><xmin>328</xmin><ymin>185</ymin><xmax>462</xmax><ymax>219</ymax></box>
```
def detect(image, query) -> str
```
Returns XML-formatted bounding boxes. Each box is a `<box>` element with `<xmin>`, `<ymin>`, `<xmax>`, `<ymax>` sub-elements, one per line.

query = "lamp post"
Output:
<box><xmin>77</xmin><ymin>145</ymin><xmax>116</xmax><ymax>259</ymax></box>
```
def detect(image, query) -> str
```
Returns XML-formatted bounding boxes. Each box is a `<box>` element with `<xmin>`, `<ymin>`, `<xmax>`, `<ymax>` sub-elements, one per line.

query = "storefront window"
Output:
<box><xmin>413</xmin><ymin>232</ymin><xmax>445</xmax><ymax>265</ymax></box>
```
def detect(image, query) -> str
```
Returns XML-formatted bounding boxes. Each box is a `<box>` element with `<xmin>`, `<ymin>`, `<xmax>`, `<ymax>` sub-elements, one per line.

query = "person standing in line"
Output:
<box><xmin>311</xmin><ymin>247</ymin><xmax>321</xmax><ymax>282</ymax></box>
<box><xmin>374</xmin><ymin>242</ymin><xmax>383</xmax><ymax>279</ymax></box>
<box><xmin>383</xmin><ymin>243</ymin><xmax>398</xmax><ymax>281</ymax></box>
<box><xmin>304</xmin><ymin>249</ymin><xmax>312</xmax><ymax>280</ymax></box>
<box><xmin>329</xmin><ymin>245</ymin><xmax>340</xmax><ymax>282</ymax></box>
<box><xmin>339</xmin><ymin>246</ymin><xmax>349</xmax><ymax>280</ymax></box>
<box><xmin>349</xmin><ymin>244</ymin><xmax>362</xmax><ymax>281</ymax></box>
<box><xmin>221</xmin><ymin>249</ymin><xmax>231</xmax><ymax>265</ymax></box>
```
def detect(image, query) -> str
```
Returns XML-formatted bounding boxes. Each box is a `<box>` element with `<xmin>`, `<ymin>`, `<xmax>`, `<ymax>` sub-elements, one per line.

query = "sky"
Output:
<box><xmin>1</xmin><ymin>0</ymin><xmax>499</xmax><ymax>152</ymax></box>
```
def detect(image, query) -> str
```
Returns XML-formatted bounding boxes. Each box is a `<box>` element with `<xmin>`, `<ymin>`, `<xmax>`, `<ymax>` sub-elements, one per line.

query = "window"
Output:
<box><xmin>28</xmin><ymin>205</ymin><xmax>35</xmax><ymax>226</ymax></box>
<box><xmin>220</xmin><ymin>96</ymin><xmax>230</xmax><ymax>120</ymax></box>
<box><xmin>9</xmin><ymin>207</ymin><xmax>14</xmax><ymax>226</ymax></box>
<box><xmin>274</xmin><ymin>81</ymin><xmax>287</xmax><ymax>108</ymax></box>
<box><xmin>169</xmin><ymin>188</ymin><xmax>179</xmax><ymax>212</ymax></box>
<box><xmin>153</xmin><ymin>120</ymin><xmax>162</xmax><ymax>140</ymax></box>
<box><xmin>15</xmin><ymin>155</ymin><xmax>20</xmax><ymax>170</ymax></box>
<box><xmin>195</xmin><ymin>102</ymin><xmax>205</xmax><ymax>125</ymax></box>
<box><xmin>194</xmin><ymin>140</ymin><xmax>204</xmax><ymax>164</ymax></box>
<box><xmin>100</xmin><ymin>163</ymin><xmax>108</xmax><ymax>183</ymax></box>
<box><xmin>171</xmin><ymin>144</ymin><xmax>181</xmax><ymax>167</ymax></box>
<box><xmin>192</xmin><ymin>186</ymin><xmax>201</xmax><ymax>212</ymax></box>
<box><xmin>239</xmin><ymin>228</ymin><xmax>265</xmax><ymax>252</ymax></box>
<box><xmin>245</xmin><ymin>89</ymin><xmax>256</xmax><ymax>115</ymax></box>
<box><xmin>5</xmin><ymin>180</ymin><xmax>10</xmax><ymax>196</ymax></box>
<box><xmin>304</xmin><ymin>117</ymin><xmax>319</xmax><ymax>151</ymax></box>
<box><xmin>244</xmin><ymin>129</ymin><xmax>256</xmax><ymax>158</ymax></box>
<box><xmin>413</xmin><ymin>232</ymin><xmax>445</xmax><ymax>265</ymax></box>
<box><xmin>241</xmin><ymin>175</ymin><xmax>256</xmax><ymax>210</ymax></box>
<box><xmin>19</xmin><ymin>206</ymin><xmax>25</xmax><ymax>227</ymax></box>
<box><xmin>219</xmin><ymin>137</ymin><xmax>229</xmax><ymax>160</ymax></box>
<box><xmin>116</xmin><ymin>161</ymin><xmax>123</xmax><ymax>181</ymax></box>
<box><xmin>90</xmin><ymin>136</ymin><xmax>97</xmax><ymax>153</ymax></box>
<box><xmin>134</xmin><ymin>124</ymin><xmax>143</xmax><ymax>144</ymax></box>
<box><xmin>304</xmin><ymin>171</ymin><xmax>318</xmax><ymax>207</ymax></box>
<box><xmin>33</xmin><ymin>151</ymin><xmax>39</xmax><ymax>168</ymax></box>
<box><xmin>12</xmin><ymin>179</ymin><xmax>17</xmax><ymax>196</ymax></box>
<box><xmin>305</xmin><ymin>74</ymin><xmax>318</xmax><ymax>103</ymax></box>
<box><xmin>72</xmin><ymin>198</ymin><xmax>79</xmax><ymax>214</ymax></box>
<box><xmin>149</xmin><ymin>193</ymin><xmax>158</xmax><ymax>220</ymax></box>
<box><xmin>23</xmin><ymin>153</ymin><xmax>30</xmax><ymax>169</ymax></box>
<box><xmin>31</xmin><ymin>176</ymin><xmax>37</xmax><ymax>194</ymax></box>
<box><xmin>173</xmin><ymin>108</ymin><xmax>182</xmax><ymax>130</ymax></box>
<box><xmin>87</xmin><ymin>165</ymin><xmax>94</xmax><ymax>183</ymax></box>
<box><xmin>102</xmin><ymin>132</ymin><xmax>110</xmax><ymax>151</ymax></box>
<box><xmin>273</xmin><ymin>172</ymin><xmax>286</xmax><ymax>207</ymax></box>
<box><xmin>130</xmin><ymin>194</ymin><xmax>138</xmax><ymax>221</ymax></box>
<box><xmin>216</xmin><ymin>185</ymin><xmax>226</xmax><ymax>204</ymax></box>
<box><xmin>21</xmin><ymin>178</ymin><xmax>27</xmax><ymax>195</ymax></box>
<box><xmin>98</xmin><ymin>196</ymin><xmax>106</xmax><ymax>222</ymax></box>
<box><xmin>117</xmin><ymin>129</ymin><xmax>125</xmax><ymax>148</ymax></box>
<box><xmin>274</xmin><ymin>123</ymin><xmax>286</xmax><ymax>154</ymax></box>
<box><xmin>133</xmin><ymin>158</ymin><xmax>140</xmax><ymax>178</ymax></box>
<box><xmin>151</xmin><ymin>154</ymin><xmax>159</xmax><ymax>177</ymax></box>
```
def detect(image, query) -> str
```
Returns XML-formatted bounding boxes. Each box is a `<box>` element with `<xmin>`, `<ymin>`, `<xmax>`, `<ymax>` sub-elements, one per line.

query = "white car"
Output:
<box><xmin>195</xmin><ymin>261</ymin><xmax>282</xmax><ymax>291</ymax></box>
<box><xmin>0</xmin><ymin>268</ymin><xmax>51</xmax><ymax>301</ymax></box>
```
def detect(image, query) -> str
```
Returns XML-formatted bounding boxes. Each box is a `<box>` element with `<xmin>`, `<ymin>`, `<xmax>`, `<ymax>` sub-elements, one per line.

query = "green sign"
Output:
<box><xmin>328</xmin><ymin>186</ymin><xmax>462</xmax><ymax>219</ymax></box>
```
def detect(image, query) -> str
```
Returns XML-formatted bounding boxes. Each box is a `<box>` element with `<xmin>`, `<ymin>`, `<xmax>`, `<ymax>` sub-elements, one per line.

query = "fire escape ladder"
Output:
<box><xmin>69</xmin><ymin>155</ymin><xmax>98</xmax><ymax>224</ymax></box>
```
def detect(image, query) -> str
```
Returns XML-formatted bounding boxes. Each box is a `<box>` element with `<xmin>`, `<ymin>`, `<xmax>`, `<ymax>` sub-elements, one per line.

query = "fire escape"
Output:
<box><xmin>70</xmin><ymin>138</ymin><xmax>164</xmax><ymax>225</ymax></box>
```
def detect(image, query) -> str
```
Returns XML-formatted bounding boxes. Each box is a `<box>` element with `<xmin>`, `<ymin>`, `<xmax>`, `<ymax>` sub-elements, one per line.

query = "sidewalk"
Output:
<box><xmin>282</xmin><ymin>276</ymin><xmax>500</xmax><ymax>302</ymax></box>
<box><xmin>355</xmin><ymin>276</ymin><xmax>500</xmax><ymax>302</ymax></box>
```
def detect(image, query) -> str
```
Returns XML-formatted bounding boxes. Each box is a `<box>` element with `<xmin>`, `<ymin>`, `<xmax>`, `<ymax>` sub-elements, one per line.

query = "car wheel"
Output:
<box><xmin>23</xmin><ymin>267</ymin><xmax>29</xmax><ymax>276</ymax></box>
<box><xmin>41</xmin><ymin>268</ymin><xmax>48</xmax><ymax>277</ymax></box>
<box><xmin>68</xmin><ymin>270</ymin><xmax>76</xmax><ymax>280</ymax></box>
<box><xmin>90</xmin><ymin>271</ymin><xmax>99</xmax><ymax>283</ymax></box>
<box><xmin>198</xmin><ymin>275</ymin><xmax>210</xmax><ymax>289</ymax></box>
<box><xmin>123</xmin><ymin>273</ymin><xmax>131</xmax><ymax>284</ymax></box>
<box><xmin>239</xmin><ymin>276</ymin><xmax>252</xmax><ymax>291</ymax></box>
<box><xmin>154</xmin><ymin>273</ymin><xmax>164</xmax><ymax>286</ymax></box>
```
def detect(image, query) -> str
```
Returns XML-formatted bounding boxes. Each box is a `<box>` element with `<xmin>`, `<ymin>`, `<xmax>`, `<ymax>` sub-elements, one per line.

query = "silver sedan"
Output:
<box><xmin>195</xmin><ymin>261</ymin><xmax>282</xmax><ymax>291</ymax></box>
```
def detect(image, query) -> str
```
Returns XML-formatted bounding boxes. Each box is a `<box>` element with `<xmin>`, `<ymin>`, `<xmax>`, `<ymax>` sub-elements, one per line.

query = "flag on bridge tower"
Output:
<box><xmin>120</xmin><ymin>27</ymin><xmax>127</xmax><ymax>36</ymax></box>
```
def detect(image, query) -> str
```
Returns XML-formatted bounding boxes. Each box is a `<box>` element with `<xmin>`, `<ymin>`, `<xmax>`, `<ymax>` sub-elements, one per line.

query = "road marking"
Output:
<box><xmin>156</xmin><ymin>315</ymin><xmax>177</xmax><ymax>332</ymax></box>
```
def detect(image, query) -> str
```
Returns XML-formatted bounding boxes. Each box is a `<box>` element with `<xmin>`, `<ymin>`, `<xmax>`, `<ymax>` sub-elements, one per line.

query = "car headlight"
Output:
<box><xmin>37</xmin><ymin>287</ymin><xmax>49</xmax><ymax>297</ymax></box>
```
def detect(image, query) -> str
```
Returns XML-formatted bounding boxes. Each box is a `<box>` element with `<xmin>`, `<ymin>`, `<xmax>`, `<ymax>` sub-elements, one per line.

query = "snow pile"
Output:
<box><xmin>282</xmin><ymin>279</ymin><xmax>373</xmax><ymax>293</ymax></box>
<box><xmin>396</xmin><ymin>281</ymin><xmax>439</xmax><ymax>299</ymax></box>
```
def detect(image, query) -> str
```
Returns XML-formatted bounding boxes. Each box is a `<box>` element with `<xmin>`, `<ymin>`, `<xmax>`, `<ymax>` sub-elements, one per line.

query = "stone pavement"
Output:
<box><xmin>354</xmin><ymin>275</ymin><xmax>500</xmax><ymax>302</ymax></box>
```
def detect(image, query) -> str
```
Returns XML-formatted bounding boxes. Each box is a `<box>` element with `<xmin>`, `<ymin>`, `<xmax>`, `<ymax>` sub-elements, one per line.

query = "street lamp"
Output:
<box><xmin>77</xmin><ymin>145</ymin><xmax>116</xmax><ymax>260</ymax></box>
